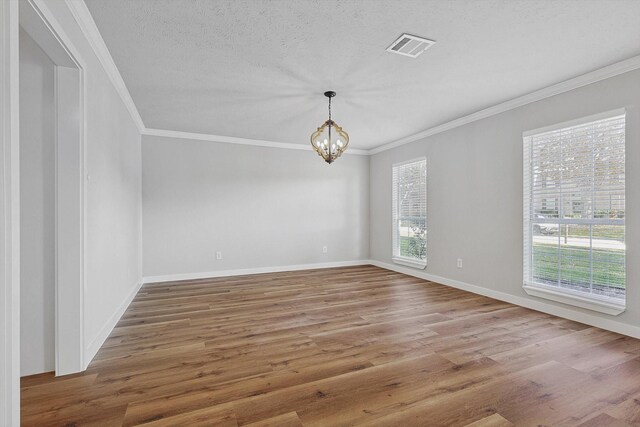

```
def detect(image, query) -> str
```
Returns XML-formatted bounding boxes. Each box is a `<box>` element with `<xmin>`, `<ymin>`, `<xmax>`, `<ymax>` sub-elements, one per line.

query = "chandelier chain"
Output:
<box><xmin>328</xmin><ymin>96</ymin><xmax>332</xmax><ymax>161</ymax></box>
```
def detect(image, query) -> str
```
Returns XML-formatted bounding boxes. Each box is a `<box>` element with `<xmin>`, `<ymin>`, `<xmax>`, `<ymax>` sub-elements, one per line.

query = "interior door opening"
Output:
<box><xmin>19</xmin><ymin>0</ymin><xmax>85</xmax><ymax>378</ymax></box>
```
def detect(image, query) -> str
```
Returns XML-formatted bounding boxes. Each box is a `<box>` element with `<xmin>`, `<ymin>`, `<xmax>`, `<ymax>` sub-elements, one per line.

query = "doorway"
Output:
<box><xmin>19</xmin><ymin>0</ymin><xmax>85</xmax><ymax>377</ymax></box>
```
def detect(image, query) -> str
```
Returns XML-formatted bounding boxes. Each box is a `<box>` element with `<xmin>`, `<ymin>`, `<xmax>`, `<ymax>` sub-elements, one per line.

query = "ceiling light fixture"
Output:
<box><xmin>311</xmin><ymin>91</ymin><xmax>349</xmax><ymax>164</ymax></box>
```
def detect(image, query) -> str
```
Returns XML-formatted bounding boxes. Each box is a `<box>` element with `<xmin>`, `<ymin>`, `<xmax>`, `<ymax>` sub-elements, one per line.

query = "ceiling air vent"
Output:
<box><xmin>386</xmin><ymin>33</ymin><xmax>435</xmax><ymax>58</ymax></box>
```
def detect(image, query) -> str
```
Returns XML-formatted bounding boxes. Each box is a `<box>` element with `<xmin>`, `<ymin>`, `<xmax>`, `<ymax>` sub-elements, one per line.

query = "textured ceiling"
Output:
<box><xmin>85</xmin><ymin>0</ymin><xmax>640</xmax><ymax>150</ymax></box>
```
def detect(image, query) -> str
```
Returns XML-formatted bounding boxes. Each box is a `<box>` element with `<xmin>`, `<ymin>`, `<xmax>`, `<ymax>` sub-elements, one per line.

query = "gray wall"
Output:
<box><xmin>19</xmin><ymin>30</ymin><xmax>55</xmax><ymax>376</ymax></box>
<box><xmin>142</xmin><ymin>136</ymin><xmax>369</xmax><ymax>278</ymax></box>
<box><xmin>370</xmin><ymin>69</ymin><xmax>640</xmax><ymax>329</ymax></box>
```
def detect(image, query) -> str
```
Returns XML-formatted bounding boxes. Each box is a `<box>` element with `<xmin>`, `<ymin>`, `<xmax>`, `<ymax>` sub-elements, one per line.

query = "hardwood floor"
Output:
<box><xmin>21</xmin><ymin>265</ymin><xmax>640</xmax><ymax>426</ymax></box>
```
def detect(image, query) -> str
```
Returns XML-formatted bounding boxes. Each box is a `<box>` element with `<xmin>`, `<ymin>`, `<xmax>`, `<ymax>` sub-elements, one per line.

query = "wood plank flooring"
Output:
<box><xmin>21</xmin><ymin>265</ymin><xmax>640</xmax><ymax>426</ymax></box>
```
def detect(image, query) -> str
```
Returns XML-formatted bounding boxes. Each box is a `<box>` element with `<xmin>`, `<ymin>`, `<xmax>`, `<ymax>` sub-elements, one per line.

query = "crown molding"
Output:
<box><xmin>369</xmin><ymin>55</ymin><xmax>640</xmax><ymax>155</ymax></box>
<box><xmin>61</xmin><ymin>0</ymin><xmax>640</xmax><ymax>156</ymax></box>
<box><xmin>65</xmin><ymin>0</ymin><xmax>145</xmax><ymax>132</ymax></box>
<box><xmin>142</xmin><ymin>128</ymin><xmax>370</xmax><ymax>156</ymax></box>
<box><xmin>146</xmin><ymin>55</ymin><xmax>640</xmax><ymax>156</ymax></box>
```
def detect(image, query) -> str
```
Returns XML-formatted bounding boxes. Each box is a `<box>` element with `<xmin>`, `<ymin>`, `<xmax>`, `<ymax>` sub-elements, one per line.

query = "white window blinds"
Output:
<box><xmin>392</xmin><ymin>158</ymin><xmax>427</xmax><ymax>268</ymax></box>
<box><xmin>523</xmin><ymin>111</ymin><xmax>625</xmax><ymax>305</ymax></box>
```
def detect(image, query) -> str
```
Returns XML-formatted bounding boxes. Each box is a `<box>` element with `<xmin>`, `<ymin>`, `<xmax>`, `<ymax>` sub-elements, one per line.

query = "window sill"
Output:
<box><xmin>393</xmin><ymin>257</ymin><xmax>427</xmax><ymax>270</ymax></box>
<box><xmin>523</xmin><ymin>283</ymin><xmax>625</xmax><ymax>316</ymax></box>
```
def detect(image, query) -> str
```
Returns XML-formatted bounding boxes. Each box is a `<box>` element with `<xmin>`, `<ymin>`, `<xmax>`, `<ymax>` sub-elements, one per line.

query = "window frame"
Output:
<box><xmin>392</xmin><ymin>157</ymin><xmax>427</xmax><ymax>269</ymax></box>
<box><xmin>522</xmin><ymin>109</ymin><xmax>626</xmax><ymax>315</ymax></box>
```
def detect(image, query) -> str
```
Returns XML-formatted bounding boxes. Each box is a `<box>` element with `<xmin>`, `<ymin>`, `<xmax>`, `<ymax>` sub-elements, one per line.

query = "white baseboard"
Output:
<box><xmin>84</xmin><ymin>279</ymin><xmax>143</xmax><ymax>368</ymax></box>
<box><xmin>369</xmin><ymin>259</ymin><xmax>640</xmax><ymax>340</ymax></box>
<box><xmin>143</xmin><ymin>260</ymin><xmax>371</xmax><ymax>284</ymax></box>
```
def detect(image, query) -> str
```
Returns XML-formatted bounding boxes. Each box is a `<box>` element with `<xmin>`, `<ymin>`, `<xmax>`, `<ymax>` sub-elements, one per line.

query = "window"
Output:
<box><xmin>392</xmin><ymin>158</ymin><xmax>427</xmax><ymax>269</ymax></box>
<box><xmin>523</xmin><ymin>110</ymin><xmax>626</xmax><ymax>314</ymax></box>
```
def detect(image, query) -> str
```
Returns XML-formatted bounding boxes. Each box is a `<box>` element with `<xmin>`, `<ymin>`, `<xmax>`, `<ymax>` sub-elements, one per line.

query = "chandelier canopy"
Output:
<box><xmin>310</xmin><ymin>91</ymin><xmax>349</xmax><ymax>164</ymax></box>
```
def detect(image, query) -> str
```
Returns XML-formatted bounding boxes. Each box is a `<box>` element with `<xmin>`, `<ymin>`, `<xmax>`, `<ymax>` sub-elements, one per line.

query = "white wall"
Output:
<box><xmin>370</xmin><ymin>69</ymin><xmax>640</xmax><ymax>334</ymax></box>
<box><xmin>19</xmin><ymin>29</ymin><xmax>55</xmax><ymax>377</ymax></box>
<box><xmin>142</xmin><ymin>136</ymin><xmax>369</xmax><ymax>279</ymax></box>
<box><xmin>27</xmin><ymin>0</ymin><xmax>143</xmax><ymax>366</ymax></box>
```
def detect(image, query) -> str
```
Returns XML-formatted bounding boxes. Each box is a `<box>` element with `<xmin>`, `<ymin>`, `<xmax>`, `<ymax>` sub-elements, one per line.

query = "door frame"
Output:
<box><xmin>20</xmin><ymin>0</ymin><xmax>88</xmax><ymax>376</ymax></box>
<box><xmin>1</xmin><ymin>0</ymin><xmax>21</xmax><ymax>424</ymax></box>
<box><xmin>2</xmin><ymin>0</ymin><xmax>88</xmax><ymax>419</ymax></box>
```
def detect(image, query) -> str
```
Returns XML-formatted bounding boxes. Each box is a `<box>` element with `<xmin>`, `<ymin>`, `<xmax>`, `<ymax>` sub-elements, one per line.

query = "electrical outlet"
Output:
<box><xmin>216</xmin><ymin>251</ymin><xmax>223</xmax><ymax>260</ymax></box>
<box><xmin>322</xmin><ymin>246</ymin><xmax>328</xmax><ymax>254</ymax></box>
<box><xmin>457</xmin><ymin>258</ymin><xmax>463</xmax><ymax>268</ymax></box>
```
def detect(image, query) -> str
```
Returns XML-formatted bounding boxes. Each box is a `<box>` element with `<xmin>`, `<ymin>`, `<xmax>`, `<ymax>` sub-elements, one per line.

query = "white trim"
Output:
<box><xmin>142</xmin><ymin>128</ymin><xmax>370</xmax><ymax>155</ymax></box>
<box><xmin>523</xmin><ymin>108</ymin><xmax>626</xmax><ymax>137</ymax></box>
<box><xmin>24</xmin><ymin>0</ymin><xmax>87</xmax><ymax>70</ymax></box>
<box><xmin>523</xmin><ymin>284</ymin><xmax>625</xmax><ymax>316</ymax></box>
<box><xmin>143</xmin><ymin>260</ymin><xmax>370</xmax><ymax>284</ymax></box>
<box><xmin>64</xmin><ymin>0</ymin><xmax>145</xmax><ymax>132</ymax></box>
<box><xmin>368</xmin><ymin>260</ymin><xmax>640</xmax><ymax>340</ymax></box>
<box><xmin>53</xmin><ymin>66</ymin><xmax>59</xmax><ymax>375</ymax></box>
<box><xmin>84</xmin><ymin>280</ymin><xmax>143</xmax><ymax>369</ymax></box>
<box><xmin>27</xmin><ymin>0</ymin><xmax>88</xmax><ymax>376</ymax></box>
<box><xmin>392</xmin><ymin>257</ymin><xmax>427</xmax><ymax>270</ymax></box>
<box><xmin>1</xmin><ymin>0</ymin><xmax>20</xmax><ymax>423</ymax></box>
<box><xmin>370</xmin><ymin>55</ymin><xmax>640</xmax><ymax>155</ymax></box>
<box><xmin>391</xmin><ymin>156</ymin><xmax>427</xmax><ymax>168</ymax></box>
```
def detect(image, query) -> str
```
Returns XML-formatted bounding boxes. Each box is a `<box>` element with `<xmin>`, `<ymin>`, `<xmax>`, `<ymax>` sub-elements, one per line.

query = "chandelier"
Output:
<box><xmin>310</xmin><ymin>91</ymin><xmax>349</xmax><ymax>164</ymax></box>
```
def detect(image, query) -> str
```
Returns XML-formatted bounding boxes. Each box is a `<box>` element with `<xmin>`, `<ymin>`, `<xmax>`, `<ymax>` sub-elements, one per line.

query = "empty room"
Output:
<box><xmin>2</xmin><ymin>0</ymin><xmax>640</xmax><ymax>425</ymax></box>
